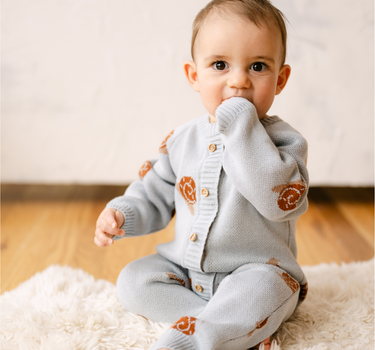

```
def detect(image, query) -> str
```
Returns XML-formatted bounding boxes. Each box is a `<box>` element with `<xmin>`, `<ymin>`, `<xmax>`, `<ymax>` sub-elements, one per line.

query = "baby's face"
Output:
<box><xmin>186</xmin><ymin>13</ymin><xmax>290</xmax><ymax>120</ymax></box>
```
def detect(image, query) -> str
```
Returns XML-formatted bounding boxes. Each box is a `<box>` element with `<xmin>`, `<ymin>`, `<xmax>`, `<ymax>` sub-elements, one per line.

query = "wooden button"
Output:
<box><xmin>201</xmin><ymin>188</ymin><xmax>209</xmax><ymax>197</ymax></box>
<box><xmin>195</xmin><ymin>284</ymin><xmax>203</xmax><ymax>293</ymax></box>
<box><xmin>190</xmin><ymin>233</ymin><xmax>197</xmax><ymax>241</ymax></box>
<box><xmin>208</xmin><ymin>143</ymin><xmax>216</xmax><ymax>152</ymax></box>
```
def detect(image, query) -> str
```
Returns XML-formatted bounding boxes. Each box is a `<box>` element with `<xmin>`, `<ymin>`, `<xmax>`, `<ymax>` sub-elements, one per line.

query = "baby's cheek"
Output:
<box><xmin>253</xmin><ymin>94</ymin><xmax>274</xmax><ymax>119</ymax></box>
<box><xmin>258</xmin><ymin>83</ymin><xmax>277</xmax><ymax>112</ymax></box>
<box><xmin>200</xmin><ymin>91</ymin><xmax>220</xmax><ymax>116</ymax></box>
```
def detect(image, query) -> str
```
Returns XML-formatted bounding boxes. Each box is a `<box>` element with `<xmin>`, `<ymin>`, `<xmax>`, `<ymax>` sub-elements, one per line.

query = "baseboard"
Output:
<box><xmin>1</xmin><ymin>184</ymin><xmax>128</xmax><ymax>201</ymax></box>
<box><xmin>1</xmin><ymin>184</ymin><xmax>373</xmax><ymax>202</ymax></box>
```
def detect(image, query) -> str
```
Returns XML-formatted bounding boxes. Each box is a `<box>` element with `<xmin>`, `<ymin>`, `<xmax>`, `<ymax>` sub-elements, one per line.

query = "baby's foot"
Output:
<box><xmin>251</xmin><ymin>336</ymin><xmax>272</xmax><ymax>350</ymax></box>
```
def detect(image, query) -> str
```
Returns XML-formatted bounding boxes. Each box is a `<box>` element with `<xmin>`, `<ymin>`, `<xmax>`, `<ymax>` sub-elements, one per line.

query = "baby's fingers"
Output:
<box><xmin>95</xmin><ymin>228</ymin><xmax>114</xmax><ymax>247</ymax></box>
<box><xmin>101</xmin><ymin>210</ymin><xmax>125</xmax><ymax>234</ymax></box>
<box><xmin>114</xmin><ymin>210</ymin><xmax>125</xmax><ymax>228</ymax></box>
<box><xmin>97</xmin><ymin>217</ymin><xmax>125</xmax><ymax>237</ymax></box>
<box><xmin>94</xmin><ymin>236</ymin><xmax>110</xmax><ymax>248</ymax></box>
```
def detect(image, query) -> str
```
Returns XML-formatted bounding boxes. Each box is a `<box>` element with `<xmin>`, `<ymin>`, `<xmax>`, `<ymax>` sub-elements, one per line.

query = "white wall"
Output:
<box><xmin>2</xmin><ymin>0</ymin><xmax>374</xmax><ymax>186</ymax></box>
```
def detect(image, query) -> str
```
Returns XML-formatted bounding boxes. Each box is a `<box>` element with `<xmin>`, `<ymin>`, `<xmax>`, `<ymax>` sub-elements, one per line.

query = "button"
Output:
<box><xmin>190</xmin><ymin>233</ymin><xmax>197</xmax><ymax>241</ymax></box>
<box><xmin>201</xmin><ymin>188</ymin><xmax>209</xmax><ymax>197</ymax></box>
<box><xmin>195</xmin><ymin>284</ymin><xmax>203</xmax><ymax>293</ymax></box>
<box><xmin>208</xmin><ymin>143</ymin><xmax>216</xmax><ymax>152</ymax></box>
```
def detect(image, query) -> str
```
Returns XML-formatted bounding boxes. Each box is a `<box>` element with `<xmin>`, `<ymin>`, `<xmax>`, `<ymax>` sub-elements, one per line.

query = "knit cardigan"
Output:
<box><xmin>107</xmin><ymin>97</ymin><xmax>309</xmax><ymax>285</ymax></box>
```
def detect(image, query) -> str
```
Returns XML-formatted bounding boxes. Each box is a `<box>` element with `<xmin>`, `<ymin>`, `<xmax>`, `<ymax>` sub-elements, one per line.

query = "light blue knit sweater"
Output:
<box><xmin>107</xmin><ymin>97</ymin><xmax>309</xmax><ymax>286</ymax></box>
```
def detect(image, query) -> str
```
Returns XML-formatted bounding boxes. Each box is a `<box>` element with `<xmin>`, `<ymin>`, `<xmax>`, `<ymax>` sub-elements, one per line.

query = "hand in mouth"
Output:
<box><xmin>221</xmin><ymin>96</ymin><xmax>250</xmax><ymax>104</ymax></box>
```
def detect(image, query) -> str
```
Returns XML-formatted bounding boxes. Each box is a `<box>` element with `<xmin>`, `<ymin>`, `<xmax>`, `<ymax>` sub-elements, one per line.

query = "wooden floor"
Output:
<box><xmin>1</xmin><ymin>185</ymin><xmax>374</xmax><ymax>294</ymax></box>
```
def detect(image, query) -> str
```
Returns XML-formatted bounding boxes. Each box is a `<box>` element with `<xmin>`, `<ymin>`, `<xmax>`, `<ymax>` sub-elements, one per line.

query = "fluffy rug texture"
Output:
<box><xmin>1</xmin><ymin>260</ymin><xmax>374</xmax><ymax>350</ymax></box>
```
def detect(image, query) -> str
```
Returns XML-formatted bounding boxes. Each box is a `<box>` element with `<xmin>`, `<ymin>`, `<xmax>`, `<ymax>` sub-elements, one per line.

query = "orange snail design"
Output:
<box><xmin>166</xmin><ymin>273</ymin><xmax>186</xmax><ymax>287</ymax></box>
<box><xmin>159</xmin><ymin>130</ymin><xmax>174</xmax><ymax>154</ymax></box>
<box><xmin>247</xmin><ymin>317</ymin><xmax>269</xmax><ymax>337</ymax></box>
<box><xmin>176</xmin><ymin>176</ymin><xmax>196</xmax><ymax>215</ymax></box>
<box><xmin>172</xmin><ymin>316</ymin><xmax>197</xmax><ymax>336</ymax></box>
<box><xmin>256</xmin><ymin>318</ymin><xmax>269</xmax><ymax>329</ymax></box>
<box><xmin>299</xmin><ymin>282</ymin><xmax>308</xmax><ymax>302</ymax></box>
<box><xmin>266</xmin><ymin>258</ymin><xmax>281</xmax><ymax>268</ymax></box>
<box><xmin>272</xmin><ymin>180</ymin><xmax>306</xmax><ymax>211</ymax></box>
<box><xmin>138</xmin><ymin>161</ymin><xmax>152</xmax><ymax>179</ymax></box>
<box><xmin>277</xmin><ymin>272</ymin><xmax>299</xmax><ymax>294</ymax></box>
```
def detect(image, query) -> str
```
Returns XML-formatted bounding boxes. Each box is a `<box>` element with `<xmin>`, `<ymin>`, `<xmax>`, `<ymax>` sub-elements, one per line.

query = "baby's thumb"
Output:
<box><xmin>114</xmin><ymin>210</ymin><xmax>125</xmax><ymax>228</ymax></box>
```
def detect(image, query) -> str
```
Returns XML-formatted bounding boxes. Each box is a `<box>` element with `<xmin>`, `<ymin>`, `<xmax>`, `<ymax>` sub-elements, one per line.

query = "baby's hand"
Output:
<box><xmin>95</xmin><ymin>208</ymin><xmax>125</xmax><ymax>247</ymax></box>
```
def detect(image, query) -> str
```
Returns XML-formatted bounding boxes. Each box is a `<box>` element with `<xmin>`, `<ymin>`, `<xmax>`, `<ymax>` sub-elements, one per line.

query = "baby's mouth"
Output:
<box><xmin>221</xmin><ymin>97</ymin><xmax>233</xmax><ymax>104</ymax></box>
<box><xmin>221</xmin><ymin>96</ymin><xmax>250</xmax><ymax>104</ymax></box>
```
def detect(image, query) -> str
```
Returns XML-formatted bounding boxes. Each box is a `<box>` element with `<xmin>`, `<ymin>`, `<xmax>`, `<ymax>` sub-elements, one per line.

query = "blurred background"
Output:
<box><xmin>1</xmin><ymin>0</ymin><xmax>374</xmax><ymax>292</ymax></box>
<box><xmin>2</xmin><ymin>0</ymin><xmax>374</xmax><ymax>185</ymax></box>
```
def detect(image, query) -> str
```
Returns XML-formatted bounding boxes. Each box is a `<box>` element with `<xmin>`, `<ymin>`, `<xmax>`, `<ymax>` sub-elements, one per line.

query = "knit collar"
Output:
<box><xmin>197</xmin><ymin>114</ymin><xmax>219</xmax><ymax>137</ymax></box>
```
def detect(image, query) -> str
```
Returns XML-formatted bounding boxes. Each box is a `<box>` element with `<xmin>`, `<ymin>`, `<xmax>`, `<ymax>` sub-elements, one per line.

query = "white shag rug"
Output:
<box><xmin>1</xmin><ymin>260</ymin><xmax>374</xmax><ymax>350</ymax></box>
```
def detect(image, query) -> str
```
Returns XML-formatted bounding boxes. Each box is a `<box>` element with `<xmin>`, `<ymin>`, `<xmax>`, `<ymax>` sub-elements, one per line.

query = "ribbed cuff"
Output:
<box><xmin>216</xmin><ymin>97</ymin><xmax>256</xmax><ymax>133</ymax></box>
<box><xmin>105</xmin><ymin>201</ymin><xmax>136</xmax><ymax>239</ymax></box>
<box><xmin>259</xmin><ymin>115</ymin><xmax>282</xmax><ymax>128</ymax></box>
<box><xmin>150</xmin><ymin>329</ymin><xmax>195</xmax><ymax>350</ymax></box>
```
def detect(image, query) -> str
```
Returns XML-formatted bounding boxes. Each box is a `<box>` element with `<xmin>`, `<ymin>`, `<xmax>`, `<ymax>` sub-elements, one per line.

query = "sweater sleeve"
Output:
<box><xmin>216</xmin><ymin>97</ymin><xmax>309</xmax><ymax>221</ymax></box>
<box><xmin>105</xmin><ymin>135</ymin><xmax>176</xmax><ymax>240</ymax></box>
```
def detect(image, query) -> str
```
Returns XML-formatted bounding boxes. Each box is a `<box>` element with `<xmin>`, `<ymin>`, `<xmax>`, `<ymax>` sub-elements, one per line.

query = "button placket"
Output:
<box><xmin>189</xmin><ymin>270</ymin><xmax>216</xmax><ymax>300</ymax></box>
<box><xmin>183</xmin><ymin>134</ymin><xmax>222</xmax><ymax>273</ymax></box>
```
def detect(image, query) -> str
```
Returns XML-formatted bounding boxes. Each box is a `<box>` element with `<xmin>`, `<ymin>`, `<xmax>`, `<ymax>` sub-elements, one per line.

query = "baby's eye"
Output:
<box><xmin>250</xmin><ymin>62</ymin><xmax>267</xmax><ymax>72</ymax></box>
<box><xmin>213</xmin><ymin>61</ymin><xmax>228</xmax><ymax>71</ymax></box>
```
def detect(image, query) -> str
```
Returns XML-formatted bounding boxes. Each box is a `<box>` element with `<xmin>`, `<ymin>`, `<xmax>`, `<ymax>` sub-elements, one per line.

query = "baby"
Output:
<box><xmin>95</xmin><ymin>1</ymin><xmax>309</xmax><ymax>349</ymax></box>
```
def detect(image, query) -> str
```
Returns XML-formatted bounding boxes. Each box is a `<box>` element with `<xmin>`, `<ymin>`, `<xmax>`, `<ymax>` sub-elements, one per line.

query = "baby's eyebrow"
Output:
<box><xmin>204</xmin><ymin>54</ymin><xmax>276</xmax><ymax>64</ymax></box>
<box><xmin>204</xmin><ymin>54</ymin><xmax>228</xmax><ymax>62</ymax></box>
<box><xmin>254</xmin><ymin>55</ymin><xmax>275</xmax><ymax>64</ymax></box>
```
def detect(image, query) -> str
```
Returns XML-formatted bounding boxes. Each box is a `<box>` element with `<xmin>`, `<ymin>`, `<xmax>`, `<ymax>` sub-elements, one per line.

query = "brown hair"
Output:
<box><xmin>191</xmin><ymin>0</ymin><xmax>288</xmax><ymax>65</ymax></box>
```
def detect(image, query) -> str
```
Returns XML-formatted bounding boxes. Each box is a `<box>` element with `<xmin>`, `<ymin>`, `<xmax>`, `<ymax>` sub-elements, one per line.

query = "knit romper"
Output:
<box><xmin>107</xmin><ymin>97</ymin><xmax>309</xmax><ymax>350</ymax></box>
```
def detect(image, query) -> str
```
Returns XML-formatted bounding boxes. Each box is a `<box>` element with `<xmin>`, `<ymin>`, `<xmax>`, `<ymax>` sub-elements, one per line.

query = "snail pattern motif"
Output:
<box><xmin>176</xmin><ymin>176</ymin><xmax>196</xmax><ymax>215</ymax></box>
<box><xmin>299</xmin><ymin>282</ymin><xmax>308</xmax><ymax>302</ymax></box>
<box><xmin>266</xmin><ymin>258</ymin><xmax>281</xmax><ymax>268</ymax></box>
<box><xmin>138</xmin><ymin>161</ymin><xmax>152</xmax><ymax>179</ymax></box>
<box><xmin>277</xmin><ymin>272</ymin><xmax>299</xmax><ymax>294</ymax></box>
<box><xmin>272</xmin><ymin>180</ymin><xmax>306</xmax><ymax>211</ymax></box>
<box><xmin>247</xmin><ymin>317</ymin><xmax>269</xmax><ymax>337</ymax></box>
<box><xmin>171</xmin><ymin>316</ymin><xmax>197</xmax><ymax>336</ymax></box>
<box><xmin>166</xmin><ymin>273</ymin><xmax>186</xmax><ymax>287</ymax></box>
<box><xmin>159</xmin><ymin>130</ymin><xmax>174</xmax><ymax>154</ymax></box>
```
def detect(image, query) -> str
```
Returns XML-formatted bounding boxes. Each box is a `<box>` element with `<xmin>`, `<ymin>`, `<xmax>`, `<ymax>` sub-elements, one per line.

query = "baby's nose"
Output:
<box><xmin>227</xmin><ymin>69</ymin><xmax>251</xmax><ymax>89</ymax></box>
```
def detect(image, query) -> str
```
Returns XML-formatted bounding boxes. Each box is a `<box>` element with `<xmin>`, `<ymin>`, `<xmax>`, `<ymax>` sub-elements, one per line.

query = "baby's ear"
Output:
<box><xmin>275</xmin><ymin>64</ymin><xmax>291</xmax><ymax>95</ymax></box>
<box><xmin>184</xmin><ymin>60</ymin><xmax>200</xmax><ymax>92</ymax></box>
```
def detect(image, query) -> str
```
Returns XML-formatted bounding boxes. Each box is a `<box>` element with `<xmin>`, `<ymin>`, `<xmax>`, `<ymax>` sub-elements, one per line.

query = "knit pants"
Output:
<box><xmin>117</xmin><ymin>254</ymin><xmax>300</xmax><ymax>350</ymax></box>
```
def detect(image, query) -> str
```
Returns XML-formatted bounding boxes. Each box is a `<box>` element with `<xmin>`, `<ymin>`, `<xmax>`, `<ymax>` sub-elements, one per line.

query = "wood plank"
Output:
<box><xmin>305</xmin><ymin>188</ymin><xmax>374</xmax><ymax>262</ymax></box>
<box><xmin>296</xmin><ymin>202</ymin><xmax>344</xmax><ymax>266</ymax></box>
<box><xmin>324</xmin><ymin>187</ymin><xmax>374</xmax><ymax>247</ymax></box>
<box><xmin>1</xmin><ymin>185</ymin><xmax>374</xmax><ymax>293</ymax></box>
<box><xmin>1</xmin><ymin>196</ymin><xmax>175</xmax><ymax>292</ymax></box>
